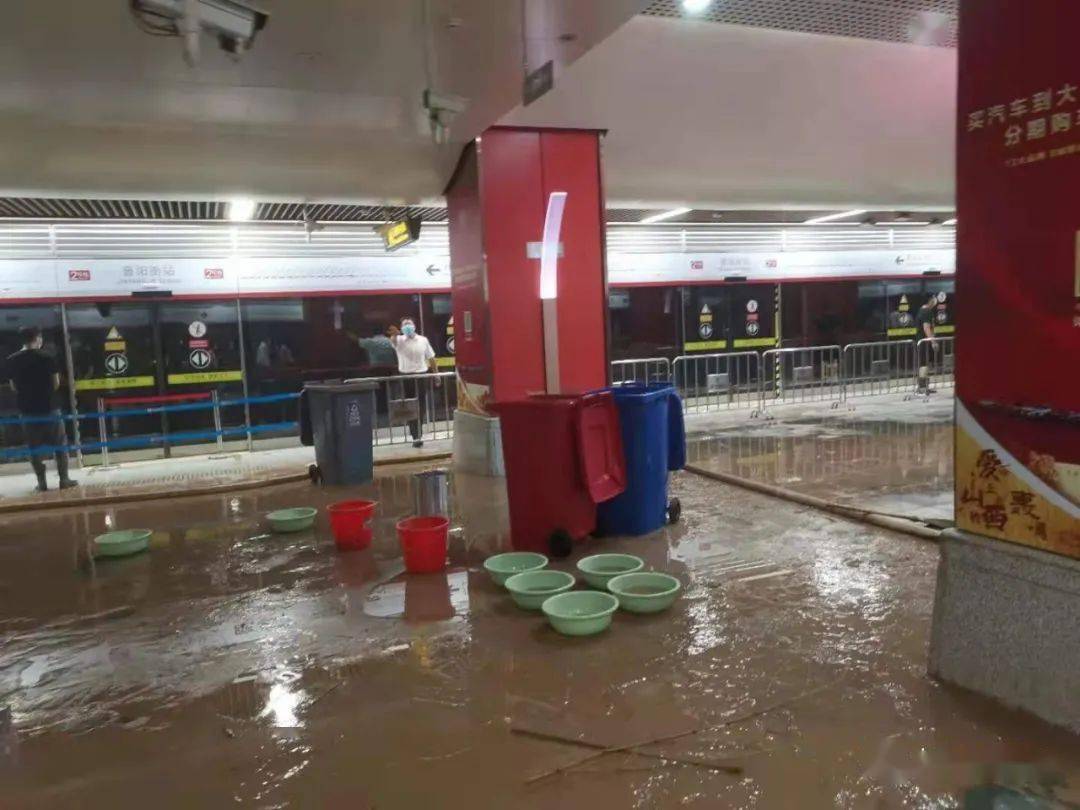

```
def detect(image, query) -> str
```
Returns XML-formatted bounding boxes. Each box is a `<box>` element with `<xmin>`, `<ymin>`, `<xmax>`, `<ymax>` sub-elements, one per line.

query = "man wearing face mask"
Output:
<box><xmin>387</xmin><ymin>317</ymin><xmax>436</xmax><ymax>447</ymax></box>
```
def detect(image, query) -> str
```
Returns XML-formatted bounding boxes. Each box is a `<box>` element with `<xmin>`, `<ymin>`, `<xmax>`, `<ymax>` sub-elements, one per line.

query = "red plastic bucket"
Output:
<box><xmin>328</xmin><ymin>500</ymin><xmax>378</xmax><ymax>551</ymax></box>
<box><xmin>397</xmin><ymin>516</ymin><xmax>450</xmax><ymax>573</ymax></box>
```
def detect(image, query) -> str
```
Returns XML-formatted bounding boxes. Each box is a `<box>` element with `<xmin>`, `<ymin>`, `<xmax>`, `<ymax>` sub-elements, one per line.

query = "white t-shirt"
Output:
<box><xmin>392</xmin><ymin>334</ymin><xmax>435</xmax><ymax>374</ymax></box>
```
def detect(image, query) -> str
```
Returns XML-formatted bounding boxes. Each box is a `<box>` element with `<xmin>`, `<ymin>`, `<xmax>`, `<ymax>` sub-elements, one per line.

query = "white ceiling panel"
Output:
<box><xmin>503</xmin><ymin>15</ymin><xmax>956</xmax><ymax>210</ymax></box>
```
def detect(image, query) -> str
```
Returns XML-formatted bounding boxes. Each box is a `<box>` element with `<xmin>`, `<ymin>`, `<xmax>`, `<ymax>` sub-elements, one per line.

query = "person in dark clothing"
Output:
<box><xmin>5</xmin><ymin>327</ymin><xmax>77</xmax><ymax>492</ymax></box>
<box><xmin>916</xmin><ymin>296</ymin><xmax>939</xmax><ymax>394</ymax></box>
<box><xmin>916</xmin><ymin>295</ymin><xmax>938</xmax><ymax>341</ymax></box>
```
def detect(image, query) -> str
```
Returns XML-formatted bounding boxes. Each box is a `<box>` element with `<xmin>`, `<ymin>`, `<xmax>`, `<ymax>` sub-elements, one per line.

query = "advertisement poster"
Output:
<box><xmin>956</xmin><ymin>0</ymin><xmax>1080</xmax><ymax>555</ymax></box>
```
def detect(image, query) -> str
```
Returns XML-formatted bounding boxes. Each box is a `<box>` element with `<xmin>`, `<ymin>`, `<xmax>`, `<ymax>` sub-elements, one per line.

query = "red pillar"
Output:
<box><xmin>954</xmin><ymin>0</ymin><xmax>1080</xmax><ymax>553</ymax></box>
<box><xmin>445</xmin><ymin>127</ymin><xmax>609</xmax><ymax>412</ymax></box>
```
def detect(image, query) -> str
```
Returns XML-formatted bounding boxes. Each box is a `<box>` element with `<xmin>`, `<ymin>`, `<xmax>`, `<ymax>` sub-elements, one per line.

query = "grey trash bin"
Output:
<box><xmin>304</xmin><ymin>381</ymin><xmax>378</xmax><ymax>485</ymax></box>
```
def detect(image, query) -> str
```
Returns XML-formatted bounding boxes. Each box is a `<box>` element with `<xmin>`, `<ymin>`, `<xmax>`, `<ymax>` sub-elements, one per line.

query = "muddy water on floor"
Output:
<box><xmin>687</xmin><ymin>415</ymin><xmax>955</xmax><ymax>522</ymax></box>
<box><xmin>3</xmin><ymin>465</ymin><xmax>1080</xmax><ymax>807</ymax></box>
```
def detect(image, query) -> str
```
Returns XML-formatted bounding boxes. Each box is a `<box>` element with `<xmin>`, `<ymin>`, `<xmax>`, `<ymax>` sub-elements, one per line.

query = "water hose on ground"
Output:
<box><xmin>683</xmin><ymin>464</ymin><xmax>944</xmax><ymax>542</ymax></box>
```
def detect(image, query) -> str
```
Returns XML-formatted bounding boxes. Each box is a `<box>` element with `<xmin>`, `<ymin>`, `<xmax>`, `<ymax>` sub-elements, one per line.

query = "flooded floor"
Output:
<box><xmin>3</xmin><ymin>455</ymin><xmax>1079</xmax><ymax>807</ymax></box>
<box><xmin>687</xmin><ymin>394</ymin><xmax>954</xmax><ymax>522</ymax></box>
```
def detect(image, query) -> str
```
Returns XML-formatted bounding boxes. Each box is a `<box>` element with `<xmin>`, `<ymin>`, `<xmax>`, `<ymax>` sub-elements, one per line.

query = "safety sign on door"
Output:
<box><xmin>189</xmin><ymin>348</ymin><xmax>213</xmax><ymax>369</ymax></box>
<box><xmin>105</xmin><ymin>353</ymin><xmax>129</xmax><ymax>375</ymax></box>
<box><xmin>188</xmin><ymin>320</ymin><xmax>207</xmax><ymax>338</ymax></box>
<box><xmin>698</xmin><ymin>304</ymin><xmax>714</xmax><ymax>339</ymax></box>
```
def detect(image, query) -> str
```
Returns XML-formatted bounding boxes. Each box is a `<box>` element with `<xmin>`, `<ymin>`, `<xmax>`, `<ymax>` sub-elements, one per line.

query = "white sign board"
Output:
<box><xmin>607</xmin><ymin>249</ymin><xmax>956</xmax><ymax>285</ymax></box>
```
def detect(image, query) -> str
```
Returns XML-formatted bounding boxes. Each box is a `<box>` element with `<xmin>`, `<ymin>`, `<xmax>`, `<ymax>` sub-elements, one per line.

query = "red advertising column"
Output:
<box><xmin>445</xmin><ymin>127</ymin><xmax>608</xmax><ymax>415</ymax></box>
<box><xmin>930</xmin><ymin>0</ymin><xmax>1080</xmax><ymax>730</ymax></box>
<box><xmin>955</xmin><ymin>1</ymin><xmax>1080</xmax><ymax>552</ymax></box>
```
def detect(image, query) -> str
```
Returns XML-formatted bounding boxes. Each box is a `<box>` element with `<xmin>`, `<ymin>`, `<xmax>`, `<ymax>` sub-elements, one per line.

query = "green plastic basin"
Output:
<box><xmin>576</xmin><ymin>553</ymin><xmax>644</xmax><ymax>590</ymax></box>
<box><xmin>267</xmin><ymin>507</ymin><xmax>318</xmax><ymax>534</ymax></box>
<box><xmin>93</xmin><ymin>529</ymin><xmax>152</xmax><ymax>558</ymax></box>
<box><xmin>607</xmin><ymin>572</ymin><xmax>682</xmax><ymax>614</ymax></box>
<box><xmin>504</xmin><ymin>570</ymin><xmax>575</xmax><ymax>610</ymax></box>
<box><xmin>541</xmin><ymin>591</ymin><xmax>619</xmax><ymax>636</ymax></box>
<box><xmin>482</xmin><ymin>552</ymin><xmax>548</xmax><ymax>586</ymax></box>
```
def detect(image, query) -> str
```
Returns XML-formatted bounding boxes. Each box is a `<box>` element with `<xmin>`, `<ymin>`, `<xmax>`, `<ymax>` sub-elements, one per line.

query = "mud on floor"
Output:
<box><xmin>1</xmin><ymin>464</ymin><xmax>1079</xmax><ymax>808</ymax></box>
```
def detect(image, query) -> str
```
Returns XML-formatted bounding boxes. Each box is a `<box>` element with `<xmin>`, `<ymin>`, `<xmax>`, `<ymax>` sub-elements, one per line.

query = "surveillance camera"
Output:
<box><xmin>132</xmin><ymin>0</ymin><xmax>268</xmax><ymax>64</ymax></box>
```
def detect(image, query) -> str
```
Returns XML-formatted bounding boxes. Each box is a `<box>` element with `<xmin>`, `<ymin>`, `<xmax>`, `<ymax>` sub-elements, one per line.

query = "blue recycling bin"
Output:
<box><xmin>597</xmin><ymin>383</ymin><xmax>686</xmax><ymax>536</ymax></box>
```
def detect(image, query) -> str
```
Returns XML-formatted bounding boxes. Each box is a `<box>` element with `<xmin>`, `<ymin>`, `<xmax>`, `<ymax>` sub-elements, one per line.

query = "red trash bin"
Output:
<box><xmin>495</xmin><ymin>391</ymin><xmax>626</xmax><ymax>556</ymax></box>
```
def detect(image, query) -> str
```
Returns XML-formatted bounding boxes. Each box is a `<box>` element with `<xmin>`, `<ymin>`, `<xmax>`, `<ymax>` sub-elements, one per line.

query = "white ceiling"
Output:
<box><xmin>0</xmin><ymin>0</ymin><xmax>647</xmax><ymax>202</ymax></box>
<box><xmin>502</xmin><ymin>15</ymin><xmax>957</xmax><ymax>210</ymax></box>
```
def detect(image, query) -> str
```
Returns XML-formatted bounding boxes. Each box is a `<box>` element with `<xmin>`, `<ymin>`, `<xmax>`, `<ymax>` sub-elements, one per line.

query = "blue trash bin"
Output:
<box><xmin>597</xmin><ymin>383</ymin><xmax>686</xmax><ymax>536</ymax></box>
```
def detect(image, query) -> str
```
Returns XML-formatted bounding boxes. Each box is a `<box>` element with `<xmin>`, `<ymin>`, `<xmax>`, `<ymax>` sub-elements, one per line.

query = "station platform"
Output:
<box><xmin>0</xmin><ymin>439</ymin><xmax>452</xmax><ymax>512</ymax></box>
<box><xmin>3</xmin><ymin>424</ymin><xmax>1075</xmax><ymax>807</ymax></box>
<box><xmin>0</xmin><ymin>392</ymin><xmax>951</xmax><ymax>514</ymax></box>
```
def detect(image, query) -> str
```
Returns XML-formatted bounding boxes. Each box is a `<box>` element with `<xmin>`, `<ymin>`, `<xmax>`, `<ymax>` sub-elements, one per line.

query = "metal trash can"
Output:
<box><xmin>304</xmin><ymin>381</ymin><xmax>378</xmax><ymax>485</ymax></box>
<box><xmin>413</xmin><ymin>469</ymin><xmax>450</xmax><ymax>517</ymax></box>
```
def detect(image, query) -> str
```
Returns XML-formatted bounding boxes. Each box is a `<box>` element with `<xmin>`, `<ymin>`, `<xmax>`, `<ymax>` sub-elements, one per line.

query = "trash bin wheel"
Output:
<box><xmin>548</xmin><ymin>529</ymin><xmax>574</xmax><ymax>559</ymax></box>
<box><xmin>666</xmin><ymin>497</ymin><xmax>681</xmax><ymax>525</ymax></box>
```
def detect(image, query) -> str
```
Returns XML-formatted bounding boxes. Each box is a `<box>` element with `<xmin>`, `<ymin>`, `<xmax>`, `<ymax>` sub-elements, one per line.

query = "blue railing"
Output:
<box><xmin>0</xmin><ymin>391</ymin><xmax>301</xmax><ymax>462</ymax></box>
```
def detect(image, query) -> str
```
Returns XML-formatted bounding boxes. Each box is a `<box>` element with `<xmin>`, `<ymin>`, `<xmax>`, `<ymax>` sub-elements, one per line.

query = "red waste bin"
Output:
<box><xmin>496</xmin><ymin>391</ymin><xmax>626</xmax><ymax>555</ymax></box>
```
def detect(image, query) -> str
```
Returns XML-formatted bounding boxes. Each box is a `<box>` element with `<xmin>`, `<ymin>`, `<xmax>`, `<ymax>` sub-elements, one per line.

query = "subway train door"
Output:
<box><xmin>65</xmin><ymin>302</ymin><xmax>160</xmax><ymax>454</ymax></box>
<box><xmin>681</xmin><ymin>287</ymin><xmax>731</xmax><ymax>353</ymax></box>
<box><xmin>159</xmin><ymin>302</ymin><xmax>246</xmax><ymax>451</ymax></box>
<box><xmin>728</xmin><ymin>284</ymin><xmax>778</xmax><ymax>351</ymax></box>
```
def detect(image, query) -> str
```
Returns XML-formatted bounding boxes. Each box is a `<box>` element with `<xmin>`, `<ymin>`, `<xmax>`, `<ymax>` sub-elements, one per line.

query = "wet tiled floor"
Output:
<box><xmin>686</xmin><ymin>394</ymin><xmax>954</xmax><ymax>522</ymax></box>
<box><xmin>3</xmin><ymin>447</ymin><xmax>1078</xmax><ymax>807</ymax></box>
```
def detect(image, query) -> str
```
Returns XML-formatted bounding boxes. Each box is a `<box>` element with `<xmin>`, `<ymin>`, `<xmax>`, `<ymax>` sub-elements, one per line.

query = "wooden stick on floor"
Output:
<box><xmin>521</xmin><ymin>678</ymin><xmax>841</xmax><ymax>784</ymax></box>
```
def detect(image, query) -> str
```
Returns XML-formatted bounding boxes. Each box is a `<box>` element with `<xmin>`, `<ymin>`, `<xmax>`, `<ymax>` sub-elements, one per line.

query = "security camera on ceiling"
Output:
<box><xmin>130</xmin><ymin>0</ymin><xmax>268</xmax><ymax>66</ymax></box>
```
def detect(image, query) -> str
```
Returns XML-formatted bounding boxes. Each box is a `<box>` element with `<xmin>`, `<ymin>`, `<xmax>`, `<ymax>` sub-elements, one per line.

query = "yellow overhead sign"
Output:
<box><xmin>376</xmin><ymin>217</ymin><xmax>421</xmax><ymax>252</ymax></box>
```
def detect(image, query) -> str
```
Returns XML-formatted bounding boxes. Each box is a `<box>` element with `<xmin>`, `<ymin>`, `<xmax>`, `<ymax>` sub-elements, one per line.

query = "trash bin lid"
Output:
<box><xmin>304</xmin><ymin>380</ymin><xmax>379</xmax><ymax>393</ymax></box>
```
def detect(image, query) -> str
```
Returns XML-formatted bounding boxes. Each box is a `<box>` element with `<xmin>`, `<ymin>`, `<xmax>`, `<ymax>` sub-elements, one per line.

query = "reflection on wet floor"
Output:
<box><xmin>3</xmin><ymin>451</ymin><xmax>1079</xmax><ymax>807</ymax></box>
<box><xmin>687</xmin><ymin>409</ymin><xmax>954</xmax><ymax>521</ymax></box>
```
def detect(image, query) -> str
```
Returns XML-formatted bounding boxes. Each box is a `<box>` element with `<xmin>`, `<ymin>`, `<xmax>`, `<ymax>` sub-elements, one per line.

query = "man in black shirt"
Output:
<box><xmin>6</xmin><ymin>327</ymin><xmax>77</xmax><ymax>491</ymax></box>
<box><xmin>917</xmin><ymin>295</ymin><xmax>938</xmax><ymax>341</ymax></box>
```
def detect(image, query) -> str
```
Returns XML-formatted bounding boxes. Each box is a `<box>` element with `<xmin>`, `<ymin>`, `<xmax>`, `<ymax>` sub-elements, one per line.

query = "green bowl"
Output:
<box><xmin>607</xmin><ymin>572</ymin><xmax>682</xmax><ymax>614</ymax></box>
<box><xmin>576</xmin><ymin>553</ymin><xmax>645</xmax><ymax>590</ymax></box>
<box><xmin>93</xmin><ymin>529</ymin><xmax>152</xmax><ymax>559</ymax></box>
<box><xmin>504</xmin><ymin>570</ymin><xmax>575</xmax><ymax>610</ymax></box>
<box><xmin>267</xmin><ymin>507</ymin><xmax>318</xmax><ymax>533</ymax></box>
<box><xmin>482</xmin><ymin>552</ymin><xmax>548</xmax><ymax>586</ymax></box>
<box><xmin>541</xmin><ymin>591</ymin><xmax>619</xmax><ymax>636</ymax></box>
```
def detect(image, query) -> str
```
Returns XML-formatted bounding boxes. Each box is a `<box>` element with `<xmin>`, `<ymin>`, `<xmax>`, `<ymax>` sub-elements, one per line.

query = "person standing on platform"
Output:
<box><xmin>387</xmin><ymin>317</ymin><xmax>436</xmax><ymax>448</ymax></box>
<box><xmin>917</xmin><ymin>295</ymin><xmax>938</xmax><ymax>343</ymax></box>
<box><xmin>916</xmin><ymin>295</ymin><xmax>939</xmax><ymax>395</ymax></box>
<box><xmin>5</xmin><ymin>327</ymin><xmax>78</xmax><ymax>492</ymax></box>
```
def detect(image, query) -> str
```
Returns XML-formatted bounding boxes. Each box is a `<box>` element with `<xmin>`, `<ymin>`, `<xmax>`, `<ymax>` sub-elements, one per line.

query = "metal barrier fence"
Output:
<box><xmin>917</xmin><ymin>337</ymin><xmax>955</xmax><ymax>391</ymax></box>
<box><xmin>672</xmin><ymin>352</ymin><xmax>761</xmax><ymax>413</ymax></box>
<box><xmin>610</xmin><ymin>357</ymin><xmax>672</xmax><ymax>386</ymax></box>
<box><xmin>843</xmin><ymin>340</ymin><xmax>918</xmax><ymax>399</ymax></box>
<box><xmin>760</xmin><ymin>345</ymin><xmax>844</xmax><ymax>407</ymax></box>
<box><xmin>1</xmin><ymin>344</ymin><xmax>955</xmax><ymax>468</ymax></box>
<box><xmin>344</xmin><ymin>371</ymin><xmax>457</xmax><ymax>447</ymax></box>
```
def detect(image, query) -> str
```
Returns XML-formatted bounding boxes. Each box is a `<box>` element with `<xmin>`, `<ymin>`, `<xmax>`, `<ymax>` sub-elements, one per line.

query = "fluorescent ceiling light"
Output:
<box><xmin>942</xmin><ymin>218</ymin><xmax>957</xmax><ymax>226</ymax></box>
<box><xmin>682</xmin><ymin>0</ymin><xmax>711</xmax><ymax>12</ymax></box>
<box><xmin>227</xmin><ymin>198</ymin><xmax>257</xmax><ymax>221</ymax></box>
<box><xmin>640</xmin><ymin>207</ymin><xmax>692</xmax><ymax>224</ymax></box>
<box><xmin>803</xmin><ymin>209</ymin><xmax>867</xmax><ymax>225</ymax></box>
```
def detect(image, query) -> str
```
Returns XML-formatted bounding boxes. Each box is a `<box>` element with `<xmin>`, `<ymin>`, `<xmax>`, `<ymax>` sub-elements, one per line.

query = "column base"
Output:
<box><xmin>929</xmin><ymin>529</ymin><xmax>1080</xmax><ymax>731</ymax></box>
<box><xmin>452</xmin><ymin>410</ymin><xmax>504</xmax><ymax>477</ymax></box>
